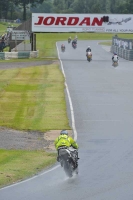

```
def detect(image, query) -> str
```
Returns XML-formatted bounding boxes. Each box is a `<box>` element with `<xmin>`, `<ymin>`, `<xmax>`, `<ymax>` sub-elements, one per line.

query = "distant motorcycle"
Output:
<box><xmin>86</xmin><ymin>52</ymin><xmax>92</xmax><ymax>62</ymax></box>
<box><xmin>112</xmin><ymin>60</ymin><xmax>118</xmax><ymax>67</ymax></box>
<box><xmin>58</xmin><ymin>147</ymin><xmax>79</xmax><ymax>177</ymax></box>
<box><xmin>72</xmin><ymin>43</ymin><xmax>77</xmax><ymax>49</ymax></box>
<box><xmin>68</xmin><ymin>38</ymin><xmax>71</xmax><ymax>43</ymax></box>
<box><xmin>61</xmin><ymin>46</ymin><xmax>65</xmax><ymax>52</ymax></box>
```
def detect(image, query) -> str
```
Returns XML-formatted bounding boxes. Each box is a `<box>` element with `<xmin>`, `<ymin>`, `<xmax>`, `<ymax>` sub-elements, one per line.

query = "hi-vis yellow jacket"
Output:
<box><xmin>54</xmin><ymin>134</ymin><xmax>78</xmax><ymax>150</ymax></box>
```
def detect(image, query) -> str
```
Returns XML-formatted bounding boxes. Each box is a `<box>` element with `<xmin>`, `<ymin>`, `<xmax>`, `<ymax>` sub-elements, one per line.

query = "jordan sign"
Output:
<box><xmin>32</xmin><ymin>13</ymin><xmax>133</xmax><ymax>33</ymax></box>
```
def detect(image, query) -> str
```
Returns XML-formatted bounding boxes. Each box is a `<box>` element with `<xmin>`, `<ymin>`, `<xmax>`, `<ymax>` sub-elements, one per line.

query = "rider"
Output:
<box><xmin>86</xmin><ymin>46</ymin><xmax>91</xmax><ymax>52</ymax></box>
<box><xmin>68</xmin><ymin>36</ymin><xmax>71</xmax><ymax>42</ymax></box>
<box><xmin>54</xmin><ymin>130</ymin><xmax>79</xmax><ymax>166</ymax></box>
<box><xmin>112</xmin><ymin>52</ymin><xmax>119</xmax><ymax>63</ymax></box>
<box><xmin>75</xmin><ymin>35</ymin><xmax>78</xmax><ymax>43</ymax></box>
<box><xmin>86</xmin><ymin>46</ymin><xmax>92</xmax><ymax>58</ymax></box>
<box><xmin>61</xmin><ymin>44</ymin><xmax>65</xmax><ymax>50</ymax></box>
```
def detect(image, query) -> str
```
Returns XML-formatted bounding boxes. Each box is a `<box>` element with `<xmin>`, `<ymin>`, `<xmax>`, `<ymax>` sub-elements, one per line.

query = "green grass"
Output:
<box><xmin>0</xmin><ymin>64</ymin><xmax>70</xmax><ymax>131</ymax></box>
<box><xmin>0</xmin><ymin>149</ymin><xmax>56</xmax><ymax>188</ymax></box>
<box><xmin>0</xmin><ymin>22</ymin><xmax>19</xmax><ymax>35</ymax></box>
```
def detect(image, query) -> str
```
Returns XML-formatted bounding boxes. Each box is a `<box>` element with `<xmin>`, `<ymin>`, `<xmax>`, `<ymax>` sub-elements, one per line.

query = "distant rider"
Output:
<box><xmin>75</xmin><ymin>35</ymin><xmax>78</xmax><ymax>43</ymax></box>
<box><xmin>86</xmin><ymin>46</ymin><xmax>91</xmax><ymax>53</ymax></box>
<box><xmin>68</xmin><ymin>36</ymin><xmax>71</xmax><ymax>43</ymax></box>
<box><xmin>54</xmin><ymin>130</ymin><xmax>79</xmax><ymax>167</ymax></box>
<box><xmin>86</xmin><ymin>46</ymin><xmax>92</xmax><ymax>58</ymax></box>
<box><xmin>61</xmin><ymin>44</ymin><xmax>65</xmax><ymax>50</ymax></box>
<box><xmin>112</xmin><ymin>52</ymin><xmax>119</xmax><ymax>63</ymax></box>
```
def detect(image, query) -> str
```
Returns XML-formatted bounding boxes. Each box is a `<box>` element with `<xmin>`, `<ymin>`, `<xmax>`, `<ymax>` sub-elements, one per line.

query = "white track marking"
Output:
<box><xmin>97</xmin><ymin>42</ymin><xmax>111</xmax><ymax>52</ymax></box>
<box><xmin>56</xmin><ymin>42</ymin><xmax>77</xmax><ymax>141</ymax></box>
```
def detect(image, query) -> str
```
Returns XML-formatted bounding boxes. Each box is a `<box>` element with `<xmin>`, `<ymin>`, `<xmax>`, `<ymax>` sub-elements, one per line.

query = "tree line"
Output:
<box><xmin>0</xmin><ymin>0</ymin><xmax>133</xmax><ymax>21</ymax></box>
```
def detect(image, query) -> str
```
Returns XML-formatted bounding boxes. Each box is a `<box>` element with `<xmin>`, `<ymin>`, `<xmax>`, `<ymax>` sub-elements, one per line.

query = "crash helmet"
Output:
<box><xmin>88</xmin><ymin>46</ymin><xmax>90</xmax><ymax>48</ymax></box>
<box><xmin>114</xmin><ymin>52</ymin><xmax>117</xmax><ymax>55</ymax></box>
<box><xmin>60</xmin><ymin>130</ymin><xmax>68</xmax><ymax>135</ymax></box>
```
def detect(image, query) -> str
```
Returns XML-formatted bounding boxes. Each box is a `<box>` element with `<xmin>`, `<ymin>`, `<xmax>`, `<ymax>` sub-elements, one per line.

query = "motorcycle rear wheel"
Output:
<box><xmin>63</xmin><ymin>160</ymin><xmax>73</xmax><ymax>178</ymax></box>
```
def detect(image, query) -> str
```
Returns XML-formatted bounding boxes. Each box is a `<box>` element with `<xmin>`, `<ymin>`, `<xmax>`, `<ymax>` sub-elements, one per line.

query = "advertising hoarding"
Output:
<box><xmin>32</xmin><ymin>13</ymin><xmax>133</xmax><ymax>33</ymax></box>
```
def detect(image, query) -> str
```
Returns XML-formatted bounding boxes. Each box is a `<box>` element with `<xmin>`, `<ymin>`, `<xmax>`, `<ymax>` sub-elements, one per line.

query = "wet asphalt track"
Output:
<box><xmin>1</xmin><ymin>40</ymin><xmax>133</xmax><ymax>200</ymax></box>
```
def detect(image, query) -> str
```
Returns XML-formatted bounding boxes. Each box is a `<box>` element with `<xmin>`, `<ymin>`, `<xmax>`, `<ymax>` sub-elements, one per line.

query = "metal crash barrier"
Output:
<box><xmin>111</xmin><ymin>36</ymin><xmax>133</xmax><ymax>61</ymax></box>
<box><xmin>0</xmin><ymin>51</ymin><xmax>39</xmax><ymax>60</ymax></box>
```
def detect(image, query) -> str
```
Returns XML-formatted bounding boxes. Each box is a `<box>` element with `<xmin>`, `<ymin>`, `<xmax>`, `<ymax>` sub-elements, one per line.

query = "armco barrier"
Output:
<box><xmin>0</xmin><ymin>51</ymin><xmax>38</xmax><ymax>60</ymax></box>
<box><xmin>111</xmin><ymin>36</ymin><xmax>133</xmax><ymax>61</ymax></box>
<box><xmin>5</xmin><ymin>52</ymin><xmax>18</xmax><ymax>59</ymax></box>
<box><xmin>0</xmin><ymin>52</ymin><xmax>5</xmax><ymax>60</ymax></box>
<box><xmin>18</xmin><ymin>52</ymin><xmax>30</xmax><ymax>59</ymax></box>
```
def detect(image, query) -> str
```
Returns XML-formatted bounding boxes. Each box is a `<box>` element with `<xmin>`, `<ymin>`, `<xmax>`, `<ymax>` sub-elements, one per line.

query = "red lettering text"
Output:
<box><xmin>34</xmin><ymin>16</ymin><xmax>103</xmax><ymax>27</ymax></box>
<box><xmin>43</xmin><ymin>17</ymin><xmax>55</xmax><ymax>25</ymax></box>
<box><xmin>55</xmin><ymin>17</ymin><xmax>67</xmax><ymax>25</ymax></box>
<box><xmin>67</xmin><ymin>17</ymin><xmax>79</xmax><ymax>25</ymax></box>
<box><xmin>79</xmin><ymin>18</ymin><xmax>90</xmax><ymax>26</ymax></box>
<box><xmin>34</xmin><ymin>17</ymin><xmax>44</xmax><ymax>25</ymax></box>
<box><xmin>91</xmin><ymin>18</ymin><xmax>103</xmax><ymax>26</ymax></box>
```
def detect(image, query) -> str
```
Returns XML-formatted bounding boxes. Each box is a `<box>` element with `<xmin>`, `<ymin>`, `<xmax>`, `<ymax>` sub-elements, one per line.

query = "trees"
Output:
<box><xmin>14</xmin><ymin>0</ymin><xmax>45</xmax><ymax>20</ymax></box>
<box><xmin>0</xmin><ymin>0</ymin><xmax>133</xmax><ymax>21</ymax></box>
<box><xmin>112</xmin><ymin>0</ymin><xmax>133</xmax><ymax>14</ymax></box>
<box><xmin>32</xmin><ymin>1</ymin><xmax>54</xmax><ymax>13</ymax></box>
<box><xmin>70</xmin><ymin>0</ymin><xmax>89</xmax><ymax>13</ymax></box>
<box><xmin>52</xmin><ymin>0</ymin><xmax>133</xmax><ymax>14</ymax></box>
<box><xmin>0</xmin><ymin>0</ymin><xmax>45</xmax><ymax>20</ymax></box>
<box><xmin>124</xmin><ymin>0</ymin><xmax>133</xmax><ymax>14</ymax></box>
<box><xmin>0</xmin><ymin>0</ymin><xmax>10</xmax><ymax>19</ymax></box>
<box><xmin>53</xmin><ymin>0</ymin><xmax>75</xmax><ymax>13</ymax></box>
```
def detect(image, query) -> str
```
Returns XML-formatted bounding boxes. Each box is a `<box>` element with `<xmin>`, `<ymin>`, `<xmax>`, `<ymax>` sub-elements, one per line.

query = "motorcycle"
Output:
<box><xmin>68</xmin><ymin>38</ymin><xmax>71</xmax><ymax>43</ymax></box>
<box><xmin>86</xmin><ymin>52</ymin><xmax>92</xmax><ymax>62</ymax></box>
<box><xmin>61</xmin><ymin>46</ymin><xmax>65</xmax><ymax>52</ymax></box>
<box><xmin>72</xmin><ymin>43</ymin><xmax>77</xmax><ymax>49</ymax></box>
<box><xmin>112</xmin><ymin>60</ymin><xmax>118</xmax><ymax>67</ymax></box>
<box><xmin>58</xmin><ymin>147</ymin><xmax>78</xmax><ymax>177</ymax></box>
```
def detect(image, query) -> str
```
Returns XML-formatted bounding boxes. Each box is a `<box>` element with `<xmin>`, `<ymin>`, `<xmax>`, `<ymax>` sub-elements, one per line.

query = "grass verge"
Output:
<box><xmin>0</xmin><ymin>64</ymin><xmax>70</xmax><ymax>131</ymax></box>
<box><xmin>0</xmin><ymin>22</ymin><xmax>19</xmax><ymax>36</ymax></box>
<box><xmin>0</xmin><ymin>149</ymin><xmax>56</xmax><ymax>188</ymax></box>
<box><xmin>98</xmin><ymin>41</ymin><xmax>112</xmax><ymax>46</ymax></box>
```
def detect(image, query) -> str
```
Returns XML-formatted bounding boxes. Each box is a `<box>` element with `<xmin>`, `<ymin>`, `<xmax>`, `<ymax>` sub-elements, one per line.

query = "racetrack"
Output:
<box><xmin>1</xmin><ymin>40</ymin><xmax>133</xmax><ymax>200</ymax></box>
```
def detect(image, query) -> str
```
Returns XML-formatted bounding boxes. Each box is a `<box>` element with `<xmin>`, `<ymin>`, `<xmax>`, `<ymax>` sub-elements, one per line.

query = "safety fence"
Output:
<box><xmin>111</xmin><ymin>36</ymin><xmax>133</xmax><ymax>61</ymax></box>
<box><xmin>0</xmin><ymin>51</ymin><xmax>39</xmax><ymax>60</ymax></box>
